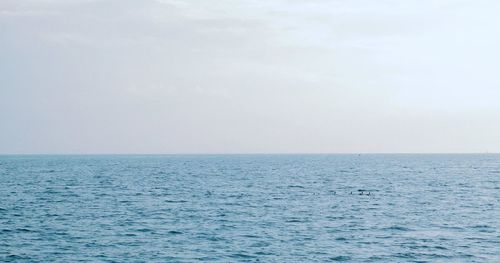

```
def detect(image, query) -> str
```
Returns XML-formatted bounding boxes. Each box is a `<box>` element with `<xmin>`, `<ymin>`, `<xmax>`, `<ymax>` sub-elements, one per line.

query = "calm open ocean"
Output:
<box><xmin>0</xmin><ymin>154</ymin><xmax>499</xmax><ymax>262</ymax></box>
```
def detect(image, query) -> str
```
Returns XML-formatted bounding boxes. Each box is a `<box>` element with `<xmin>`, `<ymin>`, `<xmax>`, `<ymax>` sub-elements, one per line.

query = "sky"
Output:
<box><xmin>1</xmin><ymin>0</ymin><xmax>500</xmax><ymax>154</ymax></box>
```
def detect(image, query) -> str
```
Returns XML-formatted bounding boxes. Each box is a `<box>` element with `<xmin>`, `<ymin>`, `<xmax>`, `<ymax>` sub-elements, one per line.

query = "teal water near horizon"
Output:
<box><xmin>1</xmin><ymin>154</ymin><xmax>499</xmax><ymax>262</ymax></box>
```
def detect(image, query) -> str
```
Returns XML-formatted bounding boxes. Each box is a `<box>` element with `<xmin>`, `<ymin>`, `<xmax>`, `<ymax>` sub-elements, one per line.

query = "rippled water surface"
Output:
<box><xmin>1</xmin><ymin>154</ymin><xmax>499</xmax><ymax>262</ymax></box>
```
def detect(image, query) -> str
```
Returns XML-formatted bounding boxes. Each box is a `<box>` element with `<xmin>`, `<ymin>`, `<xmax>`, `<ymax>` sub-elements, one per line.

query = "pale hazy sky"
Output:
<box><xmin>1</xmin><ymin>0</ymin><xmax>500</xmax><ymax>154</ymax></box>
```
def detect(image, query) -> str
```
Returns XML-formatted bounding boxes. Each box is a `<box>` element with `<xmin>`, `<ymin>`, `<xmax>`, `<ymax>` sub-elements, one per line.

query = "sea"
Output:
<box><xmin>0</xmin><ymin>154</ymin><xmax>499</xmax><ymax>262</ymax></box>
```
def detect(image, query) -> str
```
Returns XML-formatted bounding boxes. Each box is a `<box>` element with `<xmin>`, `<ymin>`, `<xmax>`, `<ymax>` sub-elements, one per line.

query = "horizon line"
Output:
<box><xmin>0</xmin><ymin>152</ymin><xmax>498</xmax><ymax>156</ymax></box>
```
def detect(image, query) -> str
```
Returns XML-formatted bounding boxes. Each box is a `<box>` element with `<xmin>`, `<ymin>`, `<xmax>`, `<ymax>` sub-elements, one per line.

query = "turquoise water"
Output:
<box><xmin>1</xmin><ymin>154</ymin><xmax>499</xmax><ymax>262</ymax></box>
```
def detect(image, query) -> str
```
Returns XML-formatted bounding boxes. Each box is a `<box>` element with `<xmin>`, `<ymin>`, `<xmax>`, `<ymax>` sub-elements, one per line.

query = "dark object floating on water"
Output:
<box><xmin>349</xmin><ymin>189</ymin><xmax>371</xmax><ymax>196</ymax></box>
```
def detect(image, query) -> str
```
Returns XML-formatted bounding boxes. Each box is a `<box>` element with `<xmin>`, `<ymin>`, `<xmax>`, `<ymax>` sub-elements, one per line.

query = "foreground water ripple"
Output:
<box><xmin>0</xmin><ymin>154</ymin><xmax>499</xmax><ymax>262</ymax></box>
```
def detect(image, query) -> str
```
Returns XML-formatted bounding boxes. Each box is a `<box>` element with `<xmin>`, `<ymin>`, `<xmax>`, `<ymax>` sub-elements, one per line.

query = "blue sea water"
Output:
<box><xmin>0</xmin><ymin>154</ymin><xmax>499</xmax><ymax>262</ymax></box>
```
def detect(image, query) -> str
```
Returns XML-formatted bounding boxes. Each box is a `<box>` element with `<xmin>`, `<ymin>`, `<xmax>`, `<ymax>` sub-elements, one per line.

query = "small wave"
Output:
<box><xmin>286</xmin><ymin>218</ymin><xmax>306</xmax><ymax>223</ymax></box>
<box><xmin>330</xmin><ymin>255</ymin><xmax>351</xmax><ymax>261</ymax></box>
<box><xmin>241</xmin><ymin>234</ymin><xmax>259</xmax><ymax>238</ymax></box>
<box><xmin>229</xmin><ymin>253</ymin><xmax>256</xmax><ymax>259</ymax></box>
<box><xmin>422</xmin><ymin>253</ymin><xmax>452</xmax><ymax>259</ymax></box>
<box><xmin>250</xmin><ymin>241</ymin><xmax>270</xmax><ymax>248</ymax></box>
<box><xmin>393</xmin><ymin>252</ymin><xmax>417</xmax><ymax>259</ymax></box>
<box><xmin>15</xmin><ymin>228</ymin><xmax>35</xmax><ymax>233</ymax></box>
<box><xmin>384</xmin><ymin>226</ymin><xmax>411</xmax><ymax>231</ymax></box>
<box><xmin>165</xmin><ymin>200</ymin><xmax>187</xmax><ymax>203</ymax></box>
<box><xmin>7</xmin><ymin>254</ymin><xmax>29</xmax><ymax>260</ymax></box>
<box><xmin>255</xmin><ymin>251</ymin><xmax>274</xmax><ymax>256</ymax></box>
<box><xmin>136</xmin><ymin>228</ymin><xmax>153</xmax><ymax>233</ymax></box>
<box><xmin>203</xmin><ymin>236</ymin><xmax>223</xmax><ymax>241</ymax></box>
<box><xmin>434</xmin><ymin>245</ymin><xmax>448</xmax><ymax>250</ymax></box>
<box><xmin>471</xmin><ymin>224</ymin><xmax>491</xmax><ymax>229</ymax></box>
<box><xmin>470</xmin><ymin>225</ymin><xmax>495</xmax><ymax>233</ymax></box>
